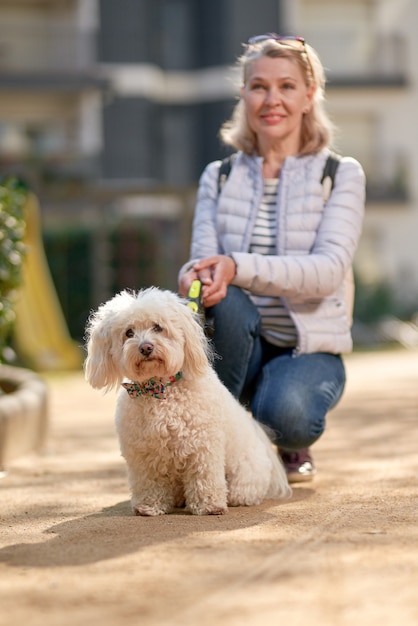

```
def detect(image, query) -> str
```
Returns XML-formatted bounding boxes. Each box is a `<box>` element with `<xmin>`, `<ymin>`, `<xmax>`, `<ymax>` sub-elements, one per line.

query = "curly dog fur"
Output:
<box><xmin>85</xmin><ymin>287</ymin><xmax>290</xmax><ymax>516</ymax></box>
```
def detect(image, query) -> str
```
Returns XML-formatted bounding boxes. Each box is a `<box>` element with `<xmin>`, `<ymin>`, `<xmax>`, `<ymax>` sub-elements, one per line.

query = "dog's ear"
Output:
<box><xmin>84</xmin><ymin>309</ymin><xmax>120</xmax><ymax>392</ymax></box>
<box><xmin>174</xmin><ymin>299</ymin><xmax>211</xmax><ymax>377</ymax></box>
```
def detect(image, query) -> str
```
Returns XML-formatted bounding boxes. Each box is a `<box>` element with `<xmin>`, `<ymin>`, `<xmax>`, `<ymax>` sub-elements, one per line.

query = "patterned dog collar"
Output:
<box><xmin>122</xmin><ymin>371</ymin><xmax>182</xmax><ymax>399</ymax></box>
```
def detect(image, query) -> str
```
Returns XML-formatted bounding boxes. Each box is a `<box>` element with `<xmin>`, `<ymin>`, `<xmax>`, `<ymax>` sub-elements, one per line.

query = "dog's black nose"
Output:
<box><xmin>139</xmin><ymin>342</ymin><xmax>154</xmax><ymax>357</ymax></box>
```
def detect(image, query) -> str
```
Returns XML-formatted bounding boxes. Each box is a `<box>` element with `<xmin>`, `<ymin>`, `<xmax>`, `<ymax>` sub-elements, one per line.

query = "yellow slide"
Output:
<box><xmin>12</xmin><ymin>192</ymin><xmax>83</xmax><ymax>371</ymax></box>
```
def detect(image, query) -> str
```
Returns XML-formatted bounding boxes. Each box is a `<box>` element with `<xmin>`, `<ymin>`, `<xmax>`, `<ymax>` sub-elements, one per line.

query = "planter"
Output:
<box><xmin>0</xmin><ymin>365</ymin><xmax>48</xmax><ymax>471</ymax></box>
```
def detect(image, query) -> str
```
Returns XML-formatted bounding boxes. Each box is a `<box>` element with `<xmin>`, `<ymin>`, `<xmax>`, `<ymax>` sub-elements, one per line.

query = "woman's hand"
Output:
<box><xmin>178</xmin><ymin>270</ymin><xmax>198</xmax><ymax>297</ymax></box>
<box><xmin>193</xmin><ymin>255</ymin><xmax>236</xmax><ymax>307</ymax></box>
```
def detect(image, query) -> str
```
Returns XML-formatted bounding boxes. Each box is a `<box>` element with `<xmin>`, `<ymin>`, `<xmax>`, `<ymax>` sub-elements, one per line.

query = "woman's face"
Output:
<box><xmin>241</xmin><ymin>54</ymin><xmax>314</xmax><ymax>154</ymax></box>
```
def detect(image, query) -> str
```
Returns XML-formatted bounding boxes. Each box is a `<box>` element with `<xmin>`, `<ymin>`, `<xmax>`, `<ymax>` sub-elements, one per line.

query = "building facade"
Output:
<box><xmin>0</xmin><ymin>0</ymin><xmax>417</xmax><ymax>339</ymax></box>
<box><xmin>287</xmin><ymin>0</ymin><xmax>418</xmax><ymax>319</ymax></box>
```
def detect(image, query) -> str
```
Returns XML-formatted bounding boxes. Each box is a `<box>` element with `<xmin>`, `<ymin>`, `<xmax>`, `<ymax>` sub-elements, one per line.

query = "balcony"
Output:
<box><xmin>0</xmin><ymin>20</ymin><xmax>104</xmax><ymax>90</ymax></box>
<box><xmin>360</xmin><ymin>149</ymin><xmax>409</xmax><ymax>204</ymax></box>
<box><xmin>304</xmin><ymin>30</ymin><xmax>408</xmax><ymax>87</ymax></box>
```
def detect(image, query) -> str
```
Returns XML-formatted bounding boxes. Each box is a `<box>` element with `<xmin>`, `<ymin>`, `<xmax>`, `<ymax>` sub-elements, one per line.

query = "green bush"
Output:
<box><xmin>0</xmin><ymin>178</ymin><xmax>27</xmax><ymax>362</ymax></box>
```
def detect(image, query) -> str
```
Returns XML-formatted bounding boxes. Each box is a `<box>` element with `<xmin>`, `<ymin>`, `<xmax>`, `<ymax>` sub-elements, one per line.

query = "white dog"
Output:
<box><xmin>84</xmin><ymin>287</ymin><xmax>290</xmax><ymax>516</ymax></box>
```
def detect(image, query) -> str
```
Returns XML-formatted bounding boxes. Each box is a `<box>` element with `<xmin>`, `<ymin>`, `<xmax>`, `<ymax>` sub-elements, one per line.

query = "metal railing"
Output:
<box><xmin>358</xmin><ymin>149</ymin><xmax>409</xmax><ymax>203</ymax></box>
<box><xmin>1</xmin><ymin>143</ymin><xmax>410</xmax><ymax>207</ymax></box>
<box><xmin>304</xmin><ymin>29</ymin><xmax>407</xmax><ymax>82</ymax></box>
<box><xmin>0</xmin><ymin>23</ymin><xmax>96</xmax><ymax>72</ymax></box>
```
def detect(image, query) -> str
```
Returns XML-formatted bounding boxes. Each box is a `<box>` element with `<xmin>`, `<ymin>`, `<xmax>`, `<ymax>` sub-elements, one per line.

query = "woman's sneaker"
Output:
<box><xmin>279</xmin><ymin>448</ymin><xmax>316</xmax><ymax>483</ymax></box>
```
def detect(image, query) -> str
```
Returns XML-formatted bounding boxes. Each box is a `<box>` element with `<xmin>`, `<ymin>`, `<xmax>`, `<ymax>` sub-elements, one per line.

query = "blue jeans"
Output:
<box><xmin>207</xmin><ymin>286</ymin><xmax>346</xmax><ymax>451</ymax></box>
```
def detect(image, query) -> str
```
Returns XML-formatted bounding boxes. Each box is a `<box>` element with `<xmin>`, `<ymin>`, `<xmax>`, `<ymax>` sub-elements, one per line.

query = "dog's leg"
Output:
<box><xmin>227</xmin><ymin>461</ymin><xmax>270</xmax><ymax>507</ymax></box>
<box><xmin>127</xmin><ymin>463</ymin><xmax>177</xmax><ymax>516</ymax></box>
<box><xmin>182</xmin><ymin>450</ymin><xmax>228</xmax><ymax>516</ymax></box>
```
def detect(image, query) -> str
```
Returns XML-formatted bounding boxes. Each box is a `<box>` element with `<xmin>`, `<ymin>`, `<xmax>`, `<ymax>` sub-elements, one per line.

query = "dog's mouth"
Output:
<box><xmin>134</xmin><ymin>357</ymin><xmax>164</xmax><ymax>376</ymax></box>
<box><xmin>136</xmin><ymin>356</ymin><xmax>163</xmax><ymax>365</ymax></box>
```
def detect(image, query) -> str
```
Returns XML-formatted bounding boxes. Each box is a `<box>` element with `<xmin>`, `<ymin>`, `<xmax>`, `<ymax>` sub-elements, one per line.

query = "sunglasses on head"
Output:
<box><xmin>248</xmin><ymin>33</ymin><xmax>306</xmax><ymax>46</ymax></box>
<box><xmin>247</xmin><ymin>33</ymin><xmax>314</xmax><ymax>79</ymax></box>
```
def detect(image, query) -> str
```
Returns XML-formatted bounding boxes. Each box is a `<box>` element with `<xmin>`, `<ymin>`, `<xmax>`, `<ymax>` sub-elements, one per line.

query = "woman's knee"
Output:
<box><xmin>251</xmin><ymin>352</ymin><xmax>345</xmax><ymax>450</ymax></box>
<box><xmin>252</xmin><ymin>381</ymin><xmax>326</xmax><ymax>450</ymax></box>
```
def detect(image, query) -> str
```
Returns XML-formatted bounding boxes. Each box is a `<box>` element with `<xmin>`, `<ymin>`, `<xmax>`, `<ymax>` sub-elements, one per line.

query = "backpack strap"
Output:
<box><xmin>217</xmin><ymin>153</ymin><xmax>236</xmax><ymax>194</ymax></box>
<box><xmin>319</xmin><ymin>152</ymin><xmax>354</xmax><ymax>322</ymax></box>
<box><xmin>321</xmin><ymin>153</ymin><xmax>341</xmax><ymax>203</ymax></box>
<box><xmin>217</xmin><ymin>152</ymin><xmax>341</xmax><ymax>201</ymax></box>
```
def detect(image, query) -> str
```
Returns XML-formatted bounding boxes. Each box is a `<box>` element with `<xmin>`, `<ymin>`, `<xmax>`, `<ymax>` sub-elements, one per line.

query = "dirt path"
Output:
<box><xmin>1</xmin><ymin>348</ymin><xmax>417</xmax><ymax>626</ymax></box>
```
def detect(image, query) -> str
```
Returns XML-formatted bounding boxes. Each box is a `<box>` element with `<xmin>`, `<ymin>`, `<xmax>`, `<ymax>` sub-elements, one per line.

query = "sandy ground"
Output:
<box><xmin>0</xmin><ymin>348</ymin><xmax>417</xmax><ymax>626</ymax></box>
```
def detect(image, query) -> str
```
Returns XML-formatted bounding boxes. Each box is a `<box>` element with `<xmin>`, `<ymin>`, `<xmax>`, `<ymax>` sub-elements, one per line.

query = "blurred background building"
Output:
<box><xmin>0</xmin><ymin>0</ymin><xmax>417</xmax><ymax>346</ymax></box>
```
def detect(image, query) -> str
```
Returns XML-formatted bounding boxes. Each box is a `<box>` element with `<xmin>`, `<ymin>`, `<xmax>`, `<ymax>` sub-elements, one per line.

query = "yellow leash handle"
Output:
<box><xmin>186</xmin><ymin>279</ymin><xmax>215</xmax><ymax>337</ymax></box>
<box><xmin>186</xmin><ymin>279</ymin><xmax>203</xmax><ymax>315</ymax></box>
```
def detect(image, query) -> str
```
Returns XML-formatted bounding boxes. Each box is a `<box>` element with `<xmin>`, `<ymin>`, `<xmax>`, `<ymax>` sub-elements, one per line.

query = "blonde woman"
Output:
<box><xmin>179</xmin><ymin>34</ymin><xmax>365</xmax><ymax>482</ymax></box>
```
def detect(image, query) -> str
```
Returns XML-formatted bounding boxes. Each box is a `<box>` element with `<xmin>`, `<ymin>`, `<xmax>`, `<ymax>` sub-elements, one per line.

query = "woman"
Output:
<box><xmin>178</xmin><ymin>34</ymin><xmax>365</xmax><ymax>482</ymax></box>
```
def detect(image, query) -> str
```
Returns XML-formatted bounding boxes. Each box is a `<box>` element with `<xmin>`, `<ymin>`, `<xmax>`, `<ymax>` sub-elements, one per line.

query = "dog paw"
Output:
<box><xmin>206</xmin><ymin>506</ymin><xmax>228</xmax><ymax>516</ymax></box>
<box><xmin>133</xmin><ymin>504</ymin><xmax>166</xmax><ymax>516</ymax></box>
<box><xmin>190</xmin><ymin>504</ymin><xmax>228</xmax><ymax>516</ymax></box>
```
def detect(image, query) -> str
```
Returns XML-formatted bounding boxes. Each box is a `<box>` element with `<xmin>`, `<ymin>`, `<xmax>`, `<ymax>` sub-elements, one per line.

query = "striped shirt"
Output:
<box><xmin>248</xmin><ymin>179</ymin><xmax>298</xmax><ymax>348</ymax></box>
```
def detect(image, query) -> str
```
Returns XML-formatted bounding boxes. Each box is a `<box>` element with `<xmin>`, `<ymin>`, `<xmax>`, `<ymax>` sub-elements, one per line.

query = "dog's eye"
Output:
<box><xmin>125</xmin><ymin>328</ymin><xmax>135</xmax><ymax>338</ymax></box>
<box><xmin>152</xmin><ymin>323</ymin><xmax>163</xmax><ymax>333</ymax></box>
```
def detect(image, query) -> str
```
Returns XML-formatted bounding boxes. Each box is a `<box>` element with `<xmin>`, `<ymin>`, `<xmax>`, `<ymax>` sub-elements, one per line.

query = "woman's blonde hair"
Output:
<box><xmin>220</xmin><ymin>37</ymin><xmax>334</xmax><ymax>156</ymax></box>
